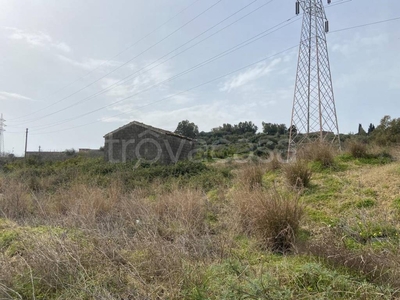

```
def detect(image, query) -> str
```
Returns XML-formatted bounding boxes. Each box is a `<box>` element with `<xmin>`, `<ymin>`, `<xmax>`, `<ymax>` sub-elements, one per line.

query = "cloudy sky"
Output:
<box><xmin>0</xmin><ymin>0</ymin><xmax>399</xmax><ymax>155</ymax></box>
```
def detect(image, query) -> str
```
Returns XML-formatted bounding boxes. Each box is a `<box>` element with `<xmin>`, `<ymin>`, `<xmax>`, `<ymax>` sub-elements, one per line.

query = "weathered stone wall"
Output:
<box><xmin>25</xmin><ymin>151</ymin><xmax>71</xmax><ymax>162</ymax></box>
<box><xmin>104</xmin><ymin>123</ymin><xmax>195</xmax><ymax>164</ymax></box>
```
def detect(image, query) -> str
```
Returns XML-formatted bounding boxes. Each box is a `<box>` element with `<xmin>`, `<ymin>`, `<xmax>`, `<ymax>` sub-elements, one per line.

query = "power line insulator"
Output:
<box><xmin>325</xmin><ymin>20</ymin><xmax>329</xmax><ymax>32</ymax></box>
<box><xmin>295</xmin><ymin>1</ymin><xmax>300</xmax><ymax>15</ymax></box>
<box><xmin>327</xmin><ymin>0</ymin><xmax>331</xmax><ymax>4</ymax></box>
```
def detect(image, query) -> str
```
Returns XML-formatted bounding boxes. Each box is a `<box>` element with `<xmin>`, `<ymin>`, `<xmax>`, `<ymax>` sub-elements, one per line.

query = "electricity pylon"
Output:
<box><xmin>288</xmin><ymin>0</ymin><xmax>340</xmax><ymax>155</ymax></box>
<box><xmin>0</xmin><ymin>114</ymin><xmax>5</xmax><ymax>156</ymax></box>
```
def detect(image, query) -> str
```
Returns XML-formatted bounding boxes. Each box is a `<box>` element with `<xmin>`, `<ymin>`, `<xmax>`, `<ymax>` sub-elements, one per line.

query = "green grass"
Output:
<box><xmin>393</xmin><ymin>198</ymin><xmax>400</xmax><ymax>213</ymax></box>
<box><xmin>355</xmin><ymin>198</ymin><xmax>376</xmax><ymax>209</ymax></box>
<box><xmin>305</xmin><ymin>208</ymin><xmax>339</xmax><ymax>226</ymax></box>
<box><xmin>181</xmin><ymin>256</ymin><xmax>394</xmax><ymax>299</ymax></box>
<box><xmin>337</xmin><ymin>153</ymin><xmax>392</xmax><ymax>165</ymax></box>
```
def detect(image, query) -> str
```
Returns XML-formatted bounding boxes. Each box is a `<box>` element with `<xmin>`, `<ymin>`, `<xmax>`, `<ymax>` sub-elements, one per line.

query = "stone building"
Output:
<box><xmin>103</xmin><ymin>121</ymin><xmax>196</xmax><ymax>164</ymax></box>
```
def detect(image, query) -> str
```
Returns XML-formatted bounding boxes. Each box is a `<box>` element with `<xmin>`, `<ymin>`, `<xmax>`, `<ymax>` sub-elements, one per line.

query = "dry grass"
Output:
<box><xmin>0</xmin><ymin>180</ymin><xmax>225</xmax><ymax>298</ymax></box>
<box><xmin>231</xmin><ymin>187</ymin><xmax>303</xmax><ymax>253</ymax></box>
<box><xmin>235</xmin><ymin>164</ymin><xmax>265</xmax><ymax>189</ymax></box>
<box><xmin>0</xmin><ymin>179</ymin><xmax>31</xmax><ymax>219</ymax></box>
<box><xmin>297</xmin><ymin>141</ymin><xmax>336</xmax><ymax>167</ymax></box>
<box><xmin>1</xmin><ymin>156</ymin><xmax>400</xmax><ymax>298</ymax></box>
<box><xmin>266</xmin><ymin>154</ymin><xmax>282</xmax><ymax>171</ymax></box>
<box><xmin>304</xmin><ymin>229</ymin><xmax>400</xmax><ymax>292</ymax></box>
<box><xmin>347</xmin><ymin>140</ymin><xmax>368</xmax><ymax>158</ymax></box>
<box><xmin>284</xmin><ymin>160</ymin><xmax>312</xmax><ymax>189</ymax></box>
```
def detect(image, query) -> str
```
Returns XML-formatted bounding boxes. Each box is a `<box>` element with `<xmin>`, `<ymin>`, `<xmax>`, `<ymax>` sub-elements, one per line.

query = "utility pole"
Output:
<box><xmin>25</xmin><ymin>128</ymin><xmax>28</xmax><ymax>158</ymax></box>
<box><xmin>0</xmin><ymin>114</ymin><xmax>6</xmax><ymax>156</ymax></box>
<box><xmin>288</xmin><ymin>0</ymin><xmax>340</xmax><ymax>156</ymax></box>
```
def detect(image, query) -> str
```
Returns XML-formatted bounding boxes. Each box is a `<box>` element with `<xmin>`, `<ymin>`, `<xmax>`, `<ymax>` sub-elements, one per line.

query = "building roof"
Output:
<box><xmin>103</xmin><ymin>121</ymin><xmax>194</xmax><ymax>141</ymax></box>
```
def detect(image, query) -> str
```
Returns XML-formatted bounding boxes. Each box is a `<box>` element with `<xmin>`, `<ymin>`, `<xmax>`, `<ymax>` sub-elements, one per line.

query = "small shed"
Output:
<box><xmin>103</xmin><ymin>121</ymin><xmax>196</xmax><ymax>164</ymax></box>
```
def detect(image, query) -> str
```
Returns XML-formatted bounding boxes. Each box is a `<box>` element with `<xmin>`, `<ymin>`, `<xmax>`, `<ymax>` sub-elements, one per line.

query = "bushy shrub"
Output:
<box><xmin>371</xmin><ymin>115</ymin><xmax>400</xmax><ymax>146</ymax></box>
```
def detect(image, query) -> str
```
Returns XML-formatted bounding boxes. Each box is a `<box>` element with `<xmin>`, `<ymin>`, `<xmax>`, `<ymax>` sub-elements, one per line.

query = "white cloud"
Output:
<box><xmin>0</xmin><ymin>91</ymin><xmax>34</xmax><ymax>101</ymax></box>
<box><xmin>102</xmin><ymin>98</ymin><xmax>278</xmax><ymax>133</ymax></box>
<box><xmin>56</xmin><ymin>54</ymin><xmax>119</xmax><ymax>70</ymax></box>
<box><xmin>220</xmin><ymin>58</ymin><xmax>282</xmax><ymax>92</ymax></box>
<box><xmin>100</xmin><ymin>116</ymin><xmax>131</xmax><ymax>123</ymax></box>
<box><xmin>331</xmin><ymin>33</ymin><xmax>389</xmax><ymax>56</ymax></box>
<box><xmin>54</xmin><ymin>42</ymin><xmax>72</xmax><ymax>53</ymax></box>
<box><xmin>102</xmin><ymin>101</ymin><xmax>233</xmax><ymax>130</ymax></box>
<box><xmin>101</xmin><ymin>62</ymin><xmax>172</xmax><ymax>99</ymax></box>
<box><xmin>3</xmin><ymin>27</ymin><xmax>71</xmax><ymax>53</ymax></box>
<box><xmin>167</xmin><ymin>93</ymin><xmax>194</xmax><ymax>105</ymax></box>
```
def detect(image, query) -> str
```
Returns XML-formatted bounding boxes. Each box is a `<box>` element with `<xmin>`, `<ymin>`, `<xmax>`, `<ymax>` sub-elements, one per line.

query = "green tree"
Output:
<box><xmin>358</xmin><ymin>124</ymin><xmax>367</xmax><ymax>135</ymax></box>
<box><xmin>234</xmin><ymin>121</ymin><xmax>258</xmax><ymax>134</ymax></box>
<box><xmin>212</xmin><ymin>121</ymin><xmax>257</xmax><ymax>135</ymax></box>
<box><xmin>212</xmin><ymin>123</ymin><xmax>233</xmax><ymax>134</ymax></box>
<box><xmin>372</xmin><ymin>115</ymin><xmax>400</xmax><ymax>145</ymax></box>
<box><xmin>367</xmin><ymin>123</ymin><xmax>375</xmax><ymax>135</ymax></box>
<box><xmin>289</xmin><ymin>125</ymin><xmax>297</xmax><ymax>134</ymax></box>
<box><xmin>174</xmin><ymin>120</ymin><xmax>199</xmax><ymax>138</ymax></box>
<box><xmin>262</xmin><ymin>123</ymin><xmax>287</xmax><ymax>135</ymax></box>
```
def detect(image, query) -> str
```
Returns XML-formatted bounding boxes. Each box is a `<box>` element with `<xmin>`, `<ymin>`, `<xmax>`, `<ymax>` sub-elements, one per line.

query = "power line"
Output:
<box><xmin>8</xmin><ymin>0</ymin><xmax>222</xmax><ymax>122</ymax></box>
<box><xmin>330</xmin><ymin>16</ymin><xmax>400</xmax><ymax>33</ymax></box>
<box><xmin>29</xmin><ymin>10</ymin><xmax>400</xmax><ymax>136</ymax></box>
<box><xmin>10</xmin><ymin>0</ymin><xmax>268</xmax><ymax>126</ymax></box>
<box><xmin>30</xmin><ymin>44</ymin><xmax>299</xmax><ymax>135</ymax></box>
<box><xmin>9</xmin><ymin>0</ymin><xmax>201</xmax><ymax>122</ymax></box>
<box><xmin>9</xmin><ymin>0</ymin><xmax>352</xmax><ymax>129</ymax></box>
<box><xmin>61</xmin><ymin>3</ymin><xmax>203</xmax><ymax>97</ymax></box>
<box><xmin>12</xmin><ymin>0</ymin><xmax>275</xmax><ymax>127</ymax></box>
<box><xmin>27</xmin><ymin>16</ymin><xmax>300</xmax><ymax>131</ymax></box>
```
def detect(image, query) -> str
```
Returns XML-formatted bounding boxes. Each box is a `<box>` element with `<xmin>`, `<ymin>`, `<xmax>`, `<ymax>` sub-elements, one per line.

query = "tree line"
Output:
<box><xmin>174</xmin><ymin>120</ymin><xmax>291</xmax><ymax>139</ymax></box>
<box><xmin>174</xmin><ymin>115</ymin><xmax>400</xmax><ymax>146</ymax></box>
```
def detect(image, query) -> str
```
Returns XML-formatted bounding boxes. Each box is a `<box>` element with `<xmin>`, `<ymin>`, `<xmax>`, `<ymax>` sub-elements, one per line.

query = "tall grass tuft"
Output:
<box><xmin>298</xmin><ymin>142</ymin><xmax>336</xmax><ymax>167</ymax></box>
<box><xmin>0</xmin><ymin>179</ymin><xmax>31</xmax><ymax>219</ymax></box>
<box><xmin>266</xmin><ymin>154</ymin><xmax>282</xmax><ymax>172</ymax></box>
<box><xmin>236</xmin><ymin>164</ymin><xmax>264</xmax><ymax>190</ymax></box>
<box><xmin>348</xmin><ymin>141</ymin><xmax>368</xmax><ymax>158</ymax></box>
<box><xmin>284</xmin><ymin>160</ymin><xmax>312</xmax><ymax>189</ymax></box>
<box><xmin>232</xmin><ymin>187</ymin><xmax>303</xmax><ymax>253</ymax></box>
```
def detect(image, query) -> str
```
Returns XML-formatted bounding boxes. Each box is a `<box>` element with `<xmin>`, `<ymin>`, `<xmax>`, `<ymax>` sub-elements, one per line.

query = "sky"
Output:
<box><xmin>0</xmin><ymin>0</ymin><xmax>399</xmax><ymax>155</ymax></box>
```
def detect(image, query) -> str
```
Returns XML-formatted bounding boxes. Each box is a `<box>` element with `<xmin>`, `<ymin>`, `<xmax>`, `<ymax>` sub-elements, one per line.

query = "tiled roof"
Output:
<box><xmin>103</xmin><ymin>121</ymin><xmax>194</xmax><ymax>141</ymax></box>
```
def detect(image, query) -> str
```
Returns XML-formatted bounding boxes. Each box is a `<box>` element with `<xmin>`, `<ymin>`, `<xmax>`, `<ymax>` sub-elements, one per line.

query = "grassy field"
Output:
<box><xmin>0</xmin><ymin>143</ymin><xmax>399</xmax><ymax>299</ymax></box>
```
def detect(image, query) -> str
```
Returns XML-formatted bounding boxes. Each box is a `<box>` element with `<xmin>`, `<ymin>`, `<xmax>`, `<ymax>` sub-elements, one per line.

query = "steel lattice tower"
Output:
<box><xmin>288</xmin><ymin>0</ymin><xmax>340</xmax><ymax>154</ymax></box>
<box><xmin>0</xmin><ymin>114</ymin><xmax>5</xmax><ymax>156</ymax></box>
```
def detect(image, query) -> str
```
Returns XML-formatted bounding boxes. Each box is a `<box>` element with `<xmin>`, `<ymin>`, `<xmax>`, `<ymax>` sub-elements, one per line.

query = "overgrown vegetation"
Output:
<box><xmin>0</xmin><ymin>135</ymin><xmax>400</xmax><ymax>298</ymax></box>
